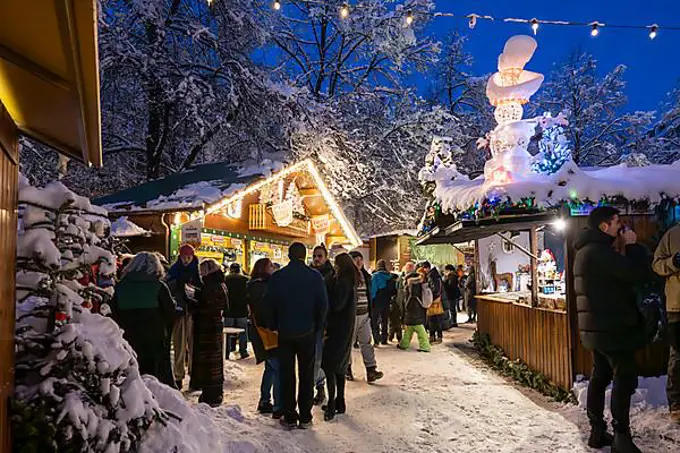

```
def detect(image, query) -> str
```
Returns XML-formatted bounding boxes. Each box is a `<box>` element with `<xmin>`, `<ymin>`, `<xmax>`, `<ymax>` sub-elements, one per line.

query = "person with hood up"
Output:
<box><xmin>574</xmin><ymin>206</ymin><xmax>650</xmax><ymax>453</ymax></box>
<box><xmin>321</xmin><ymin>253</ymin><xmax>359</xmax><ymax>421</ymax></box>
<box><xmin>167</xmin><ymin>244</ymin><xmax>202</xmax><ymax>389</ymax></box>
<box><xmin>371</xmin><ymin>259</ymin><xmax>396</xmax><ymax>346</ymax></box>
<box><xmin>311</xmin><ymin>245</ymin><xmax>335</xmax><ymax>406</ymax></box>
<box><xmin>421</xmin><ymin>261</ymin><xmax>445</xmax><ymax>344</ymax></box>
<box><xmin>111</xmin><ymin>252</ymin><xmax>177</xmax><ymax>386</ymax></box>
<box><xmin>653</xmin><ymin>222</ymin><xmax>680</xmax><ymax>423</ymax></box>
<box><xmin>224</xmin><ymin>263</ymin><xmax>250</xmax><ymax>359</ymax></box>
<box><xmin>347</xmin><ymin>251</ymin><xmax>384</xmax><ymax>383</ymax></box>
<box><xmin>398</xmin><ymin>266</ymin><xmax>431</xmax><ymax>353</ymax></box>
<box><xmin>264</xmin><ymin>243</ymin><xmax>328</xmax><ymax>429</ymax></box>
<box><xmin>247</xmin><ymin>258</ymin><xmax>282</xmax><ymax>418</ymax></box>
<box><xmin>190</xmin><ymin>259</ymin><xmax>228</xmax><ymax>406</ymax></box>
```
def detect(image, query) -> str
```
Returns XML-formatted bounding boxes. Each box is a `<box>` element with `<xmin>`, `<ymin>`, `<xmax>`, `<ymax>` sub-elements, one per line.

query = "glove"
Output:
<box><xmin>673</xmin><ymin>252</ymin><xmax>680</xmax><ymax>269</ymax></box>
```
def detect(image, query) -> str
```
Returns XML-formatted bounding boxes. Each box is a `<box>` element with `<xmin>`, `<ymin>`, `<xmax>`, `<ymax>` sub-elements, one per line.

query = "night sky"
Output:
<box><xmin>422</xmin><ymin>0</ymin><xmax>680</xmax><ymax>112</ymax></box>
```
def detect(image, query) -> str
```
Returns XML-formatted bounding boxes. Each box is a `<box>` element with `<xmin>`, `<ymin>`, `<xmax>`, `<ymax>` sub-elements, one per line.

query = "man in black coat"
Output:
<box><xmin>224</xmin><ymin>263</ymin><xmax>250</xmax><ymax>359</ymax></box>
<box><xmin>265</xmin><ymin>243</ymin><xmax>328</xmax><ymax>429</ymax></box>
<box><xmin>311</xmin><ymin>245</ymin><xmax>335</xmax><ymax>406</ymax></box>
<box><xmin>574</xmin><ymin>206</ymin><xmax>648</xmax><ymax>453</ymax></box>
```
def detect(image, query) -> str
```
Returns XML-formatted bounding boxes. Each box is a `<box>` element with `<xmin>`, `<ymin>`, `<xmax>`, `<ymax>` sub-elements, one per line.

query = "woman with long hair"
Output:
<box><xmin>190</xmin><ymin>259</ymin><xmax>228</xmax><ymax>406</ymax></box>
<box><xmin>111</xmin><ymin>252</ymin><xmax>177</xmax><ymax>386</ymax></box>
<box><xmin>321</xmin><ymin>253</ymin><xmax>359</xmax><ymax>421</ymax></box>
<box><xmin>247</xmin><ymin>258</ymin><xmax>282</xmax><ymax>417</ymax></box>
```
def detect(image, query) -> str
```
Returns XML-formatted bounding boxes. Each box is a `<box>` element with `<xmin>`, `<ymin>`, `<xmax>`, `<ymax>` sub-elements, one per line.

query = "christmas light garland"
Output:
<box><xmin>236</xmin><ymin>0</ymin><xmax>680</xmax><ymax>40</ymax></box>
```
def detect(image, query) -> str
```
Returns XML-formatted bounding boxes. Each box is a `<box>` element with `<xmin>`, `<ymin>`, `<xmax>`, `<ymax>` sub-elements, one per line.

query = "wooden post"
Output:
<box><xmin>0</xmin><ymin>100</ymin><xmax>19</xmax><ymax>453</ymax></box>
<box><xmin>529</xmin><ymin>226</ymin><xmax>539</xmax><ymax>307</ymax></box>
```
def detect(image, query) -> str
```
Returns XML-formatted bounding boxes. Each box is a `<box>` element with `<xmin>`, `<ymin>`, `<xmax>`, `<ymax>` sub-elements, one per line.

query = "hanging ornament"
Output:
<box><xmin>272</xmin><ymin>199</ymin><xmax>293</xmax><ymax>227</ymax></box>
<box><xmin>312</xmin><ymin>214</ymin><xmax>330</xmax><ymax>233</ymax></box>
<box><xmin>226</xmin><ymin>199</ymin><xmax>242</xmax><ymax>219</ymax></box>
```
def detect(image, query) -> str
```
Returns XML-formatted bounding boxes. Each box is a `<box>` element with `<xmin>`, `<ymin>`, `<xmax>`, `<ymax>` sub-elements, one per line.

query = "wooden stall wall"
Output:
<box><xmin>0</xmin><ymin>101</ymin><xmax>18</xmax><ymax>453</ymax></box>
<box><xmin>477</xmin><ymin>298</ymin><xmax>573</xmax><ymax>390</ymax></box>
<box><xmin>566</xmin><ymin>214</ymin><xmax>669</xmax><ymax>379</ymax></box>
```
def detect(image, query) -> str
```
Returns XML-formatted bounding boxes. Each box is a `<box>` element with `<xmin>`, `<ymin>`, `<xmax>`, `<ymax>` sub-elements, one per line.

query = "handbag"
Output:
<box><xmin>253</xmin><ymin>316</ymin><xmax>279</xmax><ymax>350</ymax></box>
<box><xmin>427</xmin><ymin>297</ymin><xmax>445</xmax><ymax>317</ymax></box>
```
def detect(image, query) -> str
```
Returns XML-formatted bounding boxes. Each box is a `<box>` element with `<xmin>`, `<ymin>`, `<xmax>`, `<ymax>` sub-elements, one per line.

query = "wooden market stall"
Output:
<box><xmin>96</xmin><ymin>159</ymin><xmax>362</xmax><ymax>270</ymax></box>
<box><xmin>0</xmin><ymin>1</ymin><xmax>102</xmax><ymax>450</ymax></box>
<box><xmin>418</xmin><ymin>201</ymin><xmax>677</xmax><ymax>391</ymax></box>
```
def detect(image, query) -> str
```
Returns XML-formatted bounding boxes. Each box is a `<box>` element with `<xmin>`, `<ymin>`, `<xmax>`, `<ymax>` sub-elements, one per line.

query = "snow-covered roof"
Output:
<box><xmin>95</xmin><ymin>160</ymin><xmax>284</xmax><ymax>213</ymax></box>
<box><xmin>364</xmin><ymin>229</ymin><xmax>419</xmax><ymax>240</ymax></box>
<box><xmin>110</xmin><ymin>216</ymin><xmax>150</xmax><ymax>237</ymax></box>
<box><xmin>432</xmin><ymin>159</ymin><xmax>680</xmax><ymax>215</ymax></box>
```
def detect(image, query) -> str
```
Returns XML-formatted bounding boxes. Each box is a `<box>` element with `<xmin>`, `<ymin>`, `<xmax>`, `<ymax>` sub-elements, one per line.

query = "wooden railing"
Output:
<box><xmin>476</xmin><ymin>296</ymin><xmax>573</xmax><ymax>391</ymax></box>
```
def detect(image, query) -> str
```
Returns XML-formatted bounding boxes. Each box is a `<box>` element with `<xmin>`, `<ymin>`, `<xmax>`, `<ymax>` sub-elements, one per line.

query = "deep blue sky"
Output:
<box><xmin>423</xmin><ymin>0</ymin><xmax>680</xmax><ymax>112</ymax></box>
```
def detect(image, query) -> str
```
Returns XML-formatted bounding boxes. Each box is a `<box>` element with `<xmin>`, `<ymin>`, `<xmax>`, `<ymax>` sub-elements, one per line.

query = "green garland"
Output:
<box><xmin>472</xmin><ymin>331</ymin><xmax>575</xmax><ymax>403</ymax></box>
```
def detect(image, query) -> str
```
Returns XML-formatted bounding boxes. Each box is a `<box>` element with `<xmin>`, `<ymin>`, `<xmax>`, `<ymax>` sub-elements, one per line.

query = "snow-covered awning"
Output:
<box><xmin>432</xmin><ymin>159</ymin><xmax>680</xmax><ymax>216</ymax></box>
<box><xmin>110</xmin><ymin>216</ymin><xmax>150</xmax><ymax>237</ymax></box>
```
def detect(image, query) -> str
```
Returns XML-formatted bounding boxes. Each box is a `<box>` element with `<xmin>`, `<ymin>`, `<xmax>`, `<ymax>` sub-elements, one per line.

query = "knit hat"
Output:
<box><xmin>376</xmin><ymin>259</ymin><xmax>388</xmax><ymax>271</ymax></box>
<box><xmin>179</xmin><ymin>244</ymin><xmax>195</xmax><ymax>257</ymax></box>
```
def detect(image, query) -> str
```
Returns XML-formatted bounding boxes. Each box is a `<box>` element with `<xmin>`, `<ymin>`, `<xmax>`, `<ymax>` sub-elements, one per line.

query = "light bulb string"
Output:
<box><xmin>258</xmin><ymin>1</ymin><xmax>680</xmax><ymax>33</ymax></box>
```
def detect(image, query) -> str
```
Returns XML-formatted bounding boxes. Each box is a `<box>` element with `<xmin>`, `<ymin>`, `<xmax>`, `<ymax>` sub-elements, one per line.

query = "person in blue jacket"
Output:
<box><xmin>371</xmin><ymin>259</ymin><xmax>396</xmax><ymax>345</ymax></box>
<box><xmin>264</xmin><ymin>242</ymin><xmax>328</xmax><ymax>429</ymax></box>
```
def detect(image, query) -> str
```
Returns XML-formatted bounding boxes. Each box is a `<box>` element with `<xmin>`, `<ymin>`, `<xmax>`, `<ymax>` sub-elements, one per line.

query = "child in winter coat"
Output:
<box><xmin>397</xmin><ymin>267</ymin><xmax>431</xmax><ymax>352</ymax></box>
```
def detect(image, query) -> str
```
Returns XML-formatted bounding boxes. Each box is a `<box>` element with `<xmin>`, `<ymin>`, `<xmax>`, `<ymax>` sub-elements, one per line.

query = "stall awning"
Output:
<box><xmin>0</xmin><ymin>0</ymin><xmax>102</xmax><ymax>166</ymax></box>
<box><xmin>415</xmin><ymin>213</ymin><xmax>558</xmax><ymax>246</ymax></box>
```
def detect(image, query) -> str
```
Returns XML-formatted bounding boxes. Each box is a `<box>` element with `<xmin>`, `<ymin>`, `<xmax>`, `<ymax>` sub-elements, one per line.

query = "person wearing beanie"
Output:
<box><xmin>371</xmin><ymin>259</ymin><xmax>396</xmax><ymax>346</ymax></box>
<box><xmin>167</xmin><ymin>243</ymin><xmax>202</xmax><ymax>390</ymax></box>
<box><xmin>224</xmin><ymin>261</ymin><xmax>250</xmax><ymax>359</ymax></box>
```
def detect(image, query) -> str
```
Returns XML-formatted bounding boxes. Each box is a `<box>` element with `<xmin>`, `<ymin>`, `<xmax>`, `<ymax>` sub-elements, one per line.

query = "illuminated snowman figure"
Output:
<box><xmin>484</xmin><ymin>35</ymin><xmax>544</xmax><ymax>186</ymax></box>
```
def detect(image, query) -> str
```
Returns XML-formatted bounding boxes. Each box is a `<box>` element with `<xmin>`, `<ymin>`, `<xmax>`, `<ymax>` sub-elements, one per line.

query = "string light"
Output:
<box><xmin>649</xmin><ymin>24</ymin><xmax>658</xmax><ymax>39</ymax></box>
<box><xmin>273</xmin><ymin>0</ymin><xmax>281</xmax><ymax>11</ymax></box>
<box><xmin>405</xmin><ymin>9</ymin><xmax>414</xmax><ymax>26</ymax></box>
<box><xmin>468</xmin><ymin>14</ymin><xmax>477</xmax><ymax>29</ymax></box>
<box><xmin>590</xmin><ymin>22</ymin><xmax>601</xmax><ymax>37</ymax></box>
<box><xmin>530</xmin><ymin>18</ymin><xmax>539</xmax><ymax>35</ymax></box>
<box><xmin>340</xmin><ymin>3</ymin><xmax>350</xmax><ymax>19</ymax></box>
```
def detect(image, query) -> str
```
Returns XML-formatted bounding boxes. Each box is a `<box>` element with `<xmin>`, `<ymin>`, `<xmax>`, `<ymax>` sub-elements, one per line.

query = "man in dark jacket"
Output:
<box><xmin>311</xmin><ymin>245</ymin><xmax>335</xmax><ymax>406</ymax></box>
<box><xmin>574</xmin><ymin>206</ymin><xmax>648</xmax><ymax>453</ymax></box>
<box><xmin>422</xmin><ymin>261</ymin><xmax>445</xmax><ymax>344</ymax></box>
<box><xmin>443</xmin><ymin>264</ymin><xmax>461</xmax><ymax>327</ymax></box>
<box><xmin>371</xmin><ymin>259</ymin><xmax>396</xmax><ymax>345</ymax></box>
<box><xmin>167</xmin><ymin>244</ymin><xmax>202</xmax><ymax>389</ymax></box>
<box><xmin>265</xmin><ymin>242</ymin><xmax>328</xmax><ymax>429</ymax></box>
<box><xmin>349</xmin><ymin>251</ymin><xmax>384</xmax><ymax>383</ymax></box>
<box><xmin>224</xmin><ymin>263</ymin><xmax>250</xmax><ymax>359</ymax></box>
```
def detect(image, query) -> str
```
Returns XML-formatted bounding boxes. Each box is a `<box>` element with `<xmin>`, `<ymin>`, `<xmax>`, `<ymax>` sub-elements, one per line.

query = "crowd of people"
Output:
<box><xmin>105</xmin><ymin>241</ymin><xmax>474</xmax><ymax>428</ymax></box>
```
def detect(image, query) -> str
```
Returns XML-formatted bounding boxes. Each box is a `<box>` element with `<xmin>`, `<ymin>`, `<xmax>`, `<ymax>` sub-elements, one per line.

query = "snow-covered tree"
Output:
<box><xmin>642</xmin><ymin>84</ymin><xmax>680</xmax><ymax>164</ymax></box>
<box><xmin>12</xmin><ymin>176</ymin><xmax>168</xmax><ymax>453</ymax></box>
<box><xmin>531</xmin><ymin>52</ymin><xmax>655</xmax><ymax>166</ymax></box>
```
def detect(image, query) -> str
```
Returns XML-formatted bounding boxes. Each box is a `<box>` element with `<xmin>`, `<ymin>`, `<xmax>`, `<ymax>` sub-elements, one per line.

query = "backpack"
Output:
<box><xmin>420</xmin><ymin>283</ymin><xmax>434</xmax><ymax>309</ymax></box>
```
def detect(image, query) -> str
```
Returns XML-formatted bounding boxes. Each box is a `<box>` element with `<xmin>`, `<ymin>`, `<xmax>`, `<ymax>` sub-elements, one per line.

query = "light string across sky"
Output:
<box><xmin>234</xmin><ymin>0</ymin><xmax>680</xmax><ymax>40</ymax></box>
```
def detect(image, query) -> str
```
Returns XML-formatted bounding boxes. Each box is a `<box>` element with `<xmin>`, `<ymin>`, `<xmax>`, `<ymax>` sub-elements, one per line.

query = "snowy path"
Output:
<box><xmin>182</xmin><ymin>318</ymin><xmax>678</xmax><ymax>453</ymax></box>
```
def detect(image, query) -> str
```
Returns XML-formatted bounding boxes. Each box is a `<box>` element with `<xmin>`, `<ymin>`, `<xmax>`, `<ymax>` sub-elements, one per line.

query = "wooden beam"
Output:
<box><xmin>299</xmin><ymin>188</ymin><xmax>321</xmax><ymax>197</ymax></box>
<box><xmin>529</xmin><ymin>226</ymin><xmax>539</xmax><ymax>308</ymax></box>
<box><xmin>0</xmin><ymin>43</ymin><xmax>71</xmax><ymax>90</ymax></box>
<box><xmin>494</xmin><ymin>232</ymin><xmax>539</xmax><ymax>260</ymax></box>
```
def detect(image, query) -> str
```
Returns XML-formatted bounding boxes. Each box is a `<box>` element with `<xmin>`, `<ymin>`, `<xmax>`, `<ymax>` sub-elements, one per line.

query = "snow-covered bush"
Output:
<box><xmin>12</xmin><ymin>176</ymin><xmax>168</xmax><ymax>453</ymax></box>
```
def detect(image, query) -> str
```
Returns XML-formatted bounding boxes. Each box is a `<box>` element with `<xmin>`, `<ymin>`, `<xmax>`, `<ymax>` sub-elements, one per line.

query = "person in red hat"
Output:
<box><xmin>167</xmin><ymin>243</ymin><xmax>202</xmax><ymax>389</ymax></box>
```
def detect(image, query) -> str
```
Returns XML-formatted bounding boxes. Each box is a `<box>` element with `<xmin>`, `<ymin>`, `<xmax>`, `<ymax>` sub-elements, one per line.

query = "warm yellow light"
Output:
<box><xmin>204</xmin><ymin>160</ymin><xmax>362</xmax><ymax>248</ymax></box>
<box><xmin>590</xmin><ymin>24</ymin><xmax>600</xmax><ymax>36</ymax></box>
<box><xmin>531</xmin><ymin>19</ymin><xmax>539</xmax><ymax>35</ymax></box>
<box><xmin>405</xmin><ymin>10</ymin><xmax>414</xmax><ymax>26</ymax></box>
<box><xmin>340</xmin><ymin>3</ymin><xmax>350</xmax><ymax>19</ymax></box>
<box><xmin>649</xmin><ymin>25</ymin><xmax>658</xmax><ymax>39</ymax></box>
<box><xmin>273</xmin><ymin>0</ymin><xmax>281</xmax><ymax>10</ymax></box>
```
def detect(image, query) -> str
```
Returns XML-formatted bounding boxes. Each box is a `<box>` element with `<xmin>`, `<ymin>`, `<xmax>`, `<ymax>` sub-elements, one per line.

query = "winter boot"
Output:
<box><xmin>346</xmin><ymin>365</ymin><xmax>354</xmax><ymax>381</ymax></box>
<box><xmin>240</xmin><ymin>351</ymin><xmax>250</xmax><ymax>360</ymax></box>
<box><xmin>366</xmin><ymin>366</ymin><xmax>384</xmax><ymax>383</ymax></box>
<box><xmin>671</xmin><ymin>408</ymin><xmax>680</xmax><ymax>423</ymax></box>
<box><xmin>611</xmin><ymin>431</ymin><xmax>642</xmax><ymax>453</ymax></box>
<box><xmin>335</xmin><ymin>398</ymin><xmax>346</xmax><ymax>414</ymax></box>
<box><xmin>587</xmin><ymin>423</ymin><xmax>613</xmax><ymax>449</ymax></box>
<box><xmin>280</xmin><ymin>417</ymin><xmax>298</xmax><ymax>430</ymax></box>
<box><xmin>257</xmin><ymin>401</ymin><xmax>274</xmax><ymax>414</ymax></box>
<box><xmin>324</xmin><ymin>400</ymin><xmax>336</xmax><ymax>421</ymax></box>
<box><xmin>298</xmin><ymin>418</ymin><xmax>313</xmax><ymax>429</ymax></box>
<box><xmin>272</xmin><ymin>410</ymin><xmax>284</xmax><ymax>420</ymax></box>
<box><xmin>313</xmin><ymin>385</ymin><xmax>326</xmax><ymax>406</ymax></box>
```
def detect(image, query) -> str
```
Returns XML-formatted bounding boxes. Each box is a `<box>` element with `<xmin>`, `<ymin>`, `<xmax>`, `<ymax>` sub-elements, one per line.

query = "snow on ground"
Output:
<box><xmin>186</xmin><ymin>315</ymin><xmax>675</xmax><ymax>453</ymax></box>
<box><xmin>148</xmin><ymin>314</ymin><xmax>677</xmax><ymax>452</ymax></box>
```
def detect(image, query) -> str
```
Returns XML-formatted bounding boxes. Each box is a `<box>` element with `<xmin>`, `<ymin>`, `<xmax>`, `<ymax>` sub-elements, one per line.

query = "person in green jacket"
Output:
<box><xmin>112</xmin><ymin>252</ymin><xmax>177</xmax><ymax>387</ymax></box>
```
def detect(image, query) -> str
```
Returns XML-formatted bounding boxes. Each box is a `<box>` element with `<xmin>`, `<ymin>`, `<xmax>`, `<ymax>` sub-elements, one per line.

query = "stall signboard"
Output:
<box><xmin>181</xmin><ymin>219</ymin><xmax>203</xmax><ymax>246</ymax></box>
